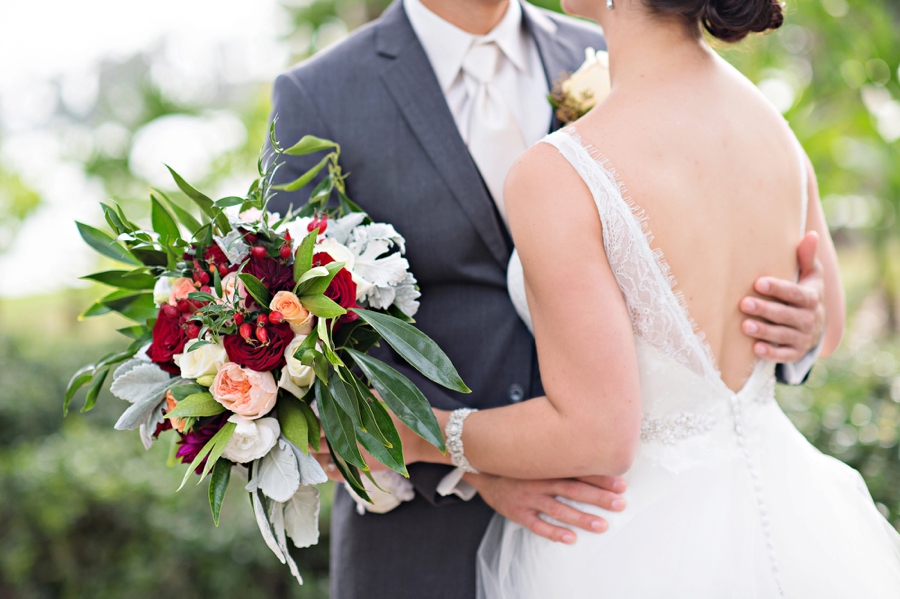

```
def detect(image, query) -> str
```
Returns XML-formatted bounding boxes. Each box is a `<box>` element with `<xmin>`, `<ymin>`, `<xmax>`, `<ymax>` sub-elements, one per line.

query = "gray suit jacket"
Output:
<box><xmin>267</xmin><ymin>3</ymin><xmax>605</xmax><ymax>597</ymax></box>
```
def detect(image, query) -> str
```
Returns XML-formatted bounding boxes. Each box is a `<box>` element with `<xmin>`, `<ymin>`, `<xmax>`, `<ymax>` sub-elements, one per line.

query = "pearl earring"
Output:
<box><xmin>606</xmin><ymin>0</ymin><xmax>615</xmax><ymax>8</ymax></box>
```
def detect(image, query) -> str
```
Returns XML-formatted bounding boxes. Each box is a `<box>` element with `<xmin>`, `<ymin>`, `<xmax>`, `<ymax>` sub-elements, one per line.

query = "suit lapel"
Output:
<box><xmin>521</xmin><ymin>3</ymin><xmax>589</xmax><ymax>133</ymax></box>
<box><xmin>375</xmin><ymin>2</ymin><xmax>512</xmax><ymax>268</ymax></box>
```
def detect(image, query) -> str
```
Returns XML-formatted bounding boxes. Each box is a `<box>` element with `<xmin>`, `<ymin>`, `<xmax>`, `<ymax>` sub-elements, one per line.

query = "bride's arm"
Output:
<box><xmin>406</xmin><ymin>145</ymin><xmax>643</xmax><ymax>479</ymax></box>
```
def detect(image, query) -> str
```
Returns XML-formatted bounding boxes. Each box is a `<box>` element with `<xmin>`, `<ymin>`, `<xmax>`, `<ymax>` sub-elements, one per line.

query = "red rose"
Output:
<box><xmin>314</xmin><ymin>252</ymin><xmax>359</xmax><ymax>327</ymax></box>
<box><xmin>147</xmin><ymin>306</ymin><xmax>189</xmax><ymax>374</ymax></box>
<box><xmin>223</xmin><ymin>320</ymin><xmax>294</xmax><ymax>371</ymax></box>
<box><xmin>244</xmin><ymin>255</ymin><xmax>295</xmax><ymax>294</ymax></box>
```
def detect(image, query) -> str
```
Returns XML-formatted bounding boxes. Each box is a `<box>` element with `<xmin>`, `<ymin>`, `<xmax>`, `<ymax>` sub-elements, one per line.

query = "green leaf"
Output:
<box><xmin>293</xmin><ymin>229</ymin><xmax>317</xmax><ymax>283</ymax></box>
<box><xmin>351</xmin><ymin>309</ymin><xmax>470</xmax><ymax>394</ymax></box>
<box><xmin>292</xmin><ymin>266</ymin><xmax>328</xmax><ymax>293</ymax></box>
<box><xmin>178</xmin><ymin>421</ymin><xmax>236</xmax><ymax>491</ymax></box>
<box><xmin>278</xmin><ymin>395</ymin><xmax>310</xmax><ymax>454</ymax></box>
<box><xmin>274</xmin><ymin>155</ymin><xmax>329</xmax><ymax>192</ymax></box>
<box><xmin>283</xmin><ymin>135</ymin><xmax>339</xmax><ymax>156</ymax></box>
<box><xmin>165</xmin><ymin>165</ymin><xmax>231</xmax><ymax>233</ymax></box>
<box><xmin>82</xmin><ymin>368</ymin><xmax>109</xmax><ymax>413</ymax></box>
<box><xmin>299</xmin><ymin>294</ymin><xmax>345</xmax><ymax>319</ymax></box>
<box><xmin>329</xmin><ymin>370</ymin><xmax>362</xmax><ymax>428</ymax></box>
<box><xmin>237</xmin><ymin>273</ymin><xmax>272</xmax><ymax>308</ymax></box>
<box><xmin>166</xmin><ymin>392</ymin><xmax>225</xmax><ymax>419</ymax></box>
<box><xmin>213</xmin><ymin>268</ymin><xmax>223</xmax><ymax>298</ymax></box>
<box><xmin>292</xmin><ymin>332</ymin><xmax>318</xmax><ymax>361</ymax></box>
<box><xmin>316</xmin><ymin>378</ymin><xmax>367</xmax><ymax>471</ymax></box>
<box><xmin>101</xmin><ymin>203</ymin><xmax>129</xmax><ymax>235</ymax></box>
<box><xmin>301</xmin><ymin>399</ymin><xmax>321</xmax><ymax>452</ymax></box>
<box><xmin>81</xmin><ymin>270</ymin><xmax>156</xmax><ymax>290</ymax></box>
<box><xmin>117</xmin><ymin>325</ymin><xmax>149</xmax><ymax>340</ymax></box>
<box><xmin>130</xmin><ymin>248</ymin><xmax>169</xmax><ymax>267</ymax></box>
<box><xmin>151</xmin><ymin>194</ymin><xmax>181</xmax><ymax>242</ymax></box>
<box><xmin>355</xmin><ymin>385</ymin><xmax>407</xmax><ymax>476</ymax></box>
<box><xmin>76</xmin><ymin>221</ymin><xmax>139</xmax><ymax>265</ymax></box>
<box><xmin>347</xmin><ymin>349</ymin><xmax>445</xmax><ymax>452</ymax></box>
<box><xmin>301</xmin><ymin>261</ymin><xmax>344</xmax><ymax>296</ymax></box>
<box><xmin>309</xmin><ymin>173</ymin><xmax>334</xmax><ymax>204</ymax></box>
<box><xmin>328</xmin><ymin>446</ymin><xmax>370</xmax><ymax>503</ymax></box>
<box><xmin>65</xmin><ymin>364</ymin><xmax>95</xmax><ymax>415</ymax></box>
<box><xmin>170</xmin><ymin>384</ymin><xmax>205</xmax><ymax>401</ymax></box>
<box><xmin>154</xmin><ymin>188</ymin><xmax>203</xmax><ymax>234</ymax></box>
<box><xmin>208</xmin><ymin>458</ymin><xmax>231</xmax><ymax>527</ymax></box>
<box><xmin>312</xmin><ymin>352</ymin><xmax>330</xmax><ymax>385</ymax></box>
<box><xmin>349</xmin><ymin>375</ymin><xmax>390</xmax><ymax>447</ymax></box>
<box><xmin>213</xmin><ymin>196</ymin><xmax>246</xmax><ymax>208</ymax></box>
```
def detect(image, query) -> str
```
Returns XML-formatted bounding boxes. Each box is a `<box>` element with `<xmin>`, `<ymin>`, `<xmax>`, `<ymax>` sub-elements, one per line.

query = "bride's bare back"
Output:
<box><xmin>574</xmin><ymin>53</ymin><xmax>806</xmax><ymax>390</ymax></box>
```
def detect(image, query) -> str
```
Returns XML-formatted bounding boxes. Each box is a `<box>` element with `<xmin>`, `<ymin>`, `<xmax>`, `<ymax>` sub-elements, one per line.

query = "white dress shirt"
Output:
<box><xmin>404</xmin><ymin>0</ymin><xmax>552</xmax><ymax>156</ymax></box>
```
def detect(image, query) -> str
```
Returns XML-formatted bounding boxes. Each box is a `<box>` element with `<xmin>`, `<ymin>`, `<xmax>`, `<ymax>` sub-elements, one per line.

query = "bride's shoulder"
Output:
<box><xmin>504</xmin><ymin>137</ymin><xmax>602</xmax><ymax>242</ymax></box>
<box><xmin>505</xmin><ymin>139</ymin><xmax>591</xmax><ymax>212</ymax></box>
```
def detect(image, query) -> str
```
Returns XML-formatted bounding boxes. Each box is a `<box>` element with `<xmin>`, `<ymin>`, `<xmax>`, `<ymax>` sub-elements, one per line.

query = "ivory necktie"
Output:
<box><xmin>461</xmin><ymin>41</ymin><xmax>527</xmax><ymax>228</ymax></box>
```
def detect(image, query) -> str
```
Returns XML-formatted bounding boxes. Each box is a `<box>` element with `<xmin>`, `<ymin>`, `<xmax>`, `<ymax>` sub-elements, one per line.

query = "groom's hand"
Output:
<box><xmin>740</xmin><ymin>231</ymin><xmax>826</xmax><ymax>363</ymax></box>
<box><xmin>465</xmin><ymin>473</ymin><xmax>627</xmax><ymax>544</ymax></box>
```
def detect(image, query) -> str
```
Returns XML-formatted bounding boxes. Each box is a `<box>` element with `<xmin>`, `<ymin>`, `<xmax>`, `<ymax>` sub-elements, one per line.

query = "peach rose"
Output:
<box><xmin>270</xmin><ymin>290</ymin><xmax>314</xmax><ymax>335</ymax></box>
<box><xmin>211</xmin><ymin>362</ymin><xmax>278</xmax><ymax>419</ymax></box>
<box><xmin>169</xmin><ymin>277</ymin><xmax>197</xmax><ymax>305</ymax></box>
<box><xmin>165</xmin><ymin>389</ymin><xmax>186</xmax><ymax>433</ymax></box>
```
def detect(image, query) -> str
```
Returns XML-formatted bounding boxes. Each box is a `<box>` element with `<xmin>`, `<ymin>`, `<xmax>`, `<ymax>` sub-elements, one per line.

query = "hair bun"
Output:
<box><xmin>643</xmin><ymin>0</ymin><xmax>784</xmax><ymax>43</ymax></box>
<box><xmin>702</xmin><ymin>0</ymin><xmax>784</xmax><ymax>42</ymax></box>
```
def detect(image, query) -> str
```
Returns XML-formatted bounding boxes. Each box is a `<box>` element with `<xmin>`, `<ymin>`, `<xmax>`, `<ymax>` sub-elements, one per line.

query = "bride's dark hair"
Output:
<box><xmin>643</xmin><ymin>0</ymin><xmax>785</xmax><ymax>42</ymax></box>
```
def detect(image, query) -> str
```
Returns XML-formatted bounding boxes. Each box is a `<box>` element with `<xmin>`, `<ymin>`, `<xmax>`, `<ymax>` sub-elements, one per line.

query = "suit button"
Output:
<box><xmin>508</xmin><ymin>384</ymin><xmax>525</xmax><ymax>402</ymax></box>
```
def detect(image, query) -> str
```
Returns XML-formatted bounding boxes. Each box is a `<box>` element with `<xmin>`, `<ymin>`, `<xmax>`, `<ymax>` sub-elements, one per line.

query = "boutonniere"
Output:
<box><xmin>549</xmin><ymin>47</ymin><xmax>611</xmax><ymax>125</ymax></box>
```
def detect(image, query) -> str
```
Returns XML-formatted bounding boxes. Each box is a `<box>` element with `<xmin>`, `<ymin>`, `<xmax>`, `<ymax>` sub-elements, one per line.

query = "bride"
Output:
<box><xmin>393</xmin><ymin>0</ymin><xmax>900</xmax><ymax>596</ymax></box>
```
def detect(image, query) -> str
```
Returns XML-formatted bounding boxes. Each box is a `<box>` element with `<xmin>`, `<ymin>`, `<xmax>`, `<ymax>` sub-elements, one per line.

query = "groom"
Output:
<box><xmin>267</xmin><ymin>1</ymin><xmax>827</xmax><ymax>597</ymax></box>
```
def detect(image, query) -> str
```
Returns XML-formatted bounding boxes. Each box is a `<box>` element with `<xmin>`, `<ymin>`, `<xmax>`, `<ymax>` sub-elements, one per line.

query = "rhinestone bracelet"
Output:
<box><xmin>446</xmin><ymin>408</ymin><xmax>479</xmax><ymax>474</ymax></box>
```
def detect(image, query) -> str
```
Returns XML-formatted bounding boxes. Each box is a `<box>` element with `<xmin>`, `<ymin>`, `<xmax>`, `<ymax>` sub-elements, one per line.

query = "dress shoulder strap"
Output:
<box><xmin>538</xmin><ymin>128</ymin><xmax>721</xmax><ymax>384</ymax></box>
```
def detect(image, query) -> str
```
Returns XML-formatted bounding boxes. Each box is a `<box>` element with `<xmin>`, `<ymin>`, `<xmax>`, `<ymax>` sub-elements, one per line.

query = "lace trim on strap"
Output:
<box><xmin>540</xmin><ymin>128</ymin><xmax>721</xmax><ymax>386</ymax></box>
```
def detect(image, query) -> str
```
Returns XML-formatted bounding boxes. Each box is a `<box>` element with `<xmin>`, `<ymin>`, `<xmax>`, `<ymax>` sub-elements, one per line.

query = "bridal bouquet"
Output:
<box><xmin>66</xmin><ymin>128</ymin><xmax>469</xmax><ymax>583</ymax></box>
<box><xmin>549</xmin><ymin>47</ymin><xmax>611</xmax><ymax>124</ymax></box>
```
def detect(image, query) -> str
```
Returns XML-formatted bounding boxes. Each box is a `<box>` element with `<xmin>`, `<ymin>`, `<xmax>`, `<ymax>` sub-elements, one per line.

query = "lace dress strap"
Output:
<box><xmin>539</xmin><ymin>129</ymin><xmax>721</xmax><ymax>385</ymax></box>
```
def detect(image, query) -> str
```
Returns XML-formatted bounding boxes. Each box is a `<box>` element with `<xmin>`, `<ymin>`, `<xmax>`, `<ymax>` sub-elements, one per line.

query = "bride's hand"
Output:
<box><xmin>465</xmin><ymin>473</ymin><xmax>627</xmax><ymax>544</ymax></box>
<box><xmin>740</xmin><ymin>231</ymin><xmax>826</xmax><ymax>363</ymax></box>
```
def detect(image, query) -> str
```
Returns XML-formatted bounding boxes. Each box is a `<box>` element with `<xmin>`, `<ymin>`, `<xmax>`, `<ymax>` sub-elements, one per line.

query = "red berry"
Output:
<box><xmin>233</xmin><ymin>313</ymin><xmax>244</xmax><ymax>326</ymax></box>
<box><xmin>256</xmin><ymin>313</ymin><xmax>268</xmax><ymax>327</ymax></box>
<box><xmin>161</xmin><ymin>304</ymin><xmax>179</xmax><ymax>319</ymax></box>
<box><xmin>177</xmin><ymin>299</ymin><xmax>193</xmax><ymax>314</ymax></box>
<box><xmin>284</xmin><ymin>231</ymin><xmax>292</xmax><ymax>242</ymax></box>
<box><xmin>279</xmin><ymin>244</ymin><xmax>291</xmax><ymax>259</ymax></box>
<box><xmin>252</xmin><ymin>246</ymin><xmax>267</xmax><ymax>259</ymax></box>
<box><xmin>218</xmin><ymin>263</ymin><xmax>230</xmax><ymax>277</ymax></box>
<box><xmin>198</xmin><ymin>271</ymin><xmax>211</xmax><ymax>285</ymax></box>
<box><xmin>255</xmin><ymin>326</ymin><xmax>269</xmax><ymax>344</ymax></box>
<box><xmin>307</xmin><ymin>214</ymin><xmax>329</xmax><ymax>234</ymax></box>
<box><xmin>245</xmin><ymin>233</ymin><xmax>258</xmax><ymax>245</ymax></box>
<box><xmin>185</xmin><ymin>323</ymin><xmax>201</xmax><ymax>339</ymax></box>
<box><xmin>239</xmin><ymin>323</ymin><xmax>253</xmax><ymax>342</ymax></box>
<box><xmin>269</xmin><ymin>311</ymin><xmax>284</xmax><ymax>325</ymax></box>
<box><xmin>200</xmin><ymin>285</ymin><xmax>212</xmax><ymax>294</ymax></box>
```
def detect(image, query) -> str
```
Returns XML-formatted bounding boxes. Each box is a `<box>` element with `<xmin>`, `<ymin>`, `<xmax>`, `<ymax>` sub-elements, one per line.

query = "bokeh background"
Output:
<box><xmin>0</xmin><ymin>0</ymin><xmax>898</xmax><ymax>596</ymax></box>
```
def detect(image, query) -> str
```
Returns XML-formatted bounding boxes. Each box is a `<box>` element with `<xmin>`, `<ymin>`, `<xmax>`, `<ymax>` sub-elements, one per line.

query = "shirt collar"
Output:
<box><xmin>404</xmin><ymin>0</ymin><xmax>530</xmax><ymax>92</ymax></box>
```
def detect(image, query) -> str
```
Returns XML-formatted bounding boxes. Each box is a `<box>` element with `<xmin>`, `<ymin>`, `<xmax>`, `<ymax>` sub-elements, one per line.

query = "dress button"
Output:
<box><xmin>508</xmin><ymin>384</ymin><xmax>525</xmax><ymax>402</ymax></box>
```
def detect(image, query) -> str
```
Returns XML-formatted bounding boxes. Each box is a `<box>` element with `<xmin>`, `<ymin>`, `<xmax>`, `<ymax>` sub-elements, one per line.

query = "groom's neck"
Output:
<box><xmin>419</xmin><ymin>0</ymin><xmax>510</xmax><ymax>35</ymax></box>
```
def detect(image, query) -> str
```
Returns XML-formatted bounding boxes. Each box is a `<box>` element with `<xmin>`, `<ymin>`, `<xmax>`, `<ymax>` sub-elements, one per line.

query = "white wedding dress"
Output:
<box><xmin>479</xmin><ymin>129</ymin><xmax>900</xmax><ymax>598</ymax></box>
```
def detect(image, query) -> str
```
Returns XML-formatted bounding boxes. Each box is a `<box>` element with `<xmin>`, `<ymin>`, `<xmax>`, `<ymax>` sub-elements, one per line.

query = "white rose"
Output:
<box><xmin>278</xmin><ymin>334</ymin><xmax>317</xmax><ymax>399</ymax></box>
<box><xmin>173</xmin><ymin>339</ymin><xmax>228</xmax><ymax>380</ymax></box>
<box><xmin>561</xmin><ymin>47</ymin><xmax>611</xmax><ymax>113</ymax></box>
<box><xmin>153</xmin><ymin>277</ymin><xmax>174</xmax><ymax>306</ymax></box>
<box><xmin>315</xmin><ymin>238</ymin><xmax>355</xmax><ymax>269</ymax></box>
<box><xmin>221</xmin><ymin>415</ymin><xmax>280</xmax><ymax>463</ymax></box>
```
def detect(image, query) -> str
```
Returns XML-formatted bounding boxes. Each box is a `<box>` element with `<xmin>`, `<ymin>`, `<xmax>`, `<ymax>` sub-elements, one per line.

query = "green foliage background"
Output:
<box><xmin>1</xmin><ymin>0</ymin><xmax>898</xmax><ymax>596</ymax></box>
